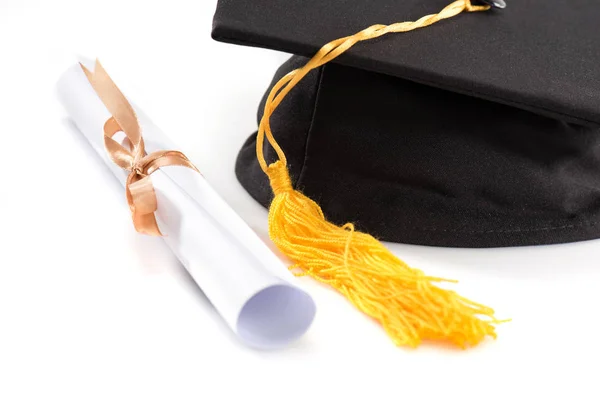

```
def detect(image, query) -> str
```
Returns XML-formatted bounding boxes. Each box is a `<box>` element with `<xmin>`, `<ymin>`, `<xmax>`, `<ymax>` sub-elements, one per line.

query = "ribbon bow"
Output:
<box><xmin>81</xmin><ymin>60</ymin><xmax>198</xmax><ymax>236</ymax></box>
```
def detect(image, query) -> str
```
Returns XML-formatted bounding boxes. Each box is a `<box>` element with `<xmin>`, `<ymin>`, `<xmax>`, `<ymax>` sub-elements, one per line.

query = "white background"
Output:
<box><xmin>1</xmin><ymin>1</ymin><xmax>599</xmax><ymax>399</ymax></box>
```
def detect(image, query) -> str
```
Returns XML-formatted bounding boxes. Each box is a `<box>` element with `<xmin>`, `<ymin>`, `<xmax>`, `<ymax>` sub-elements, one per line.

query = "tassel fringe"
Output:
<box><xmin>267</xmin><ymin>161</ymin><xmax>500</xmax><ymax>348</ymax></box>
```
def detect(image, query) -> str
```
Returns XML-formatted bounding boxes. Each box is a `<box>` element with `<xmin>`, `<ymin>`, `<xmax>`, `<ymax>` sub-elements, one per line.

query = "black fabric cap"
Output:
<box><xmin>212</xmin><ymin>0</ymin><xmax>600</xmax><ymax>248</ymax></box>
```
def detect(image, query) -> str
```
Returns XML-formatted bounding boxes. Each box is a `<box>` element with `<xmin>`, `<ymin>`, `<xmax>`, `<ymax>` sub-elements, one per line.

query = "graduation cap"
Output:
<box><xmin>211</xmin><ymin>0</ymin><xmax>596</xmax><ymax>347</ymax></box>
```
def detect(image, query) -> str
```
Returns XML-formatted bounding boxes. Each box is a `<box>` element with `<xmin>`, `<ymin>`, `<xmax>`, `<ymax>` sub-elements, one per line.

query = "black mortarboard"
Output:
<box><xmin>212</xmin><ymin>0</ymin><xmax>600</xmax><ymax>248</ymax></box>
<box><xmin>209</xmin><ymin>0</ymin><xmax>600</xmax><ymax>347</ymax></box>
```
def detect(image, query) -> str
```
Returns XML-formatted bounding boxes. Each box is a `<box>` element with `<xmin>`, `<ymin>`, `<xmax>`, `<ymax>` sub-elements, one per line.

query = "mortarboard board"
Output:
<box><xmin>210</xmin><ymin>0</ymin><xmax>598</xmax><ymax>347</ymax></box>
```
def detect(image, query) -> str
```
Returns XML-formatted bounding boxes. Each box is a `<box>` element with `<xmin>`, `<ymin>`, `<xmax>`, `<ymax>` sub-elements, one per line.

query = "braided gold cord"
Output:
<box><xmin>256</xmin><ymin>0</ymin><xmax>489</xmax><ymax>171</ymax></box>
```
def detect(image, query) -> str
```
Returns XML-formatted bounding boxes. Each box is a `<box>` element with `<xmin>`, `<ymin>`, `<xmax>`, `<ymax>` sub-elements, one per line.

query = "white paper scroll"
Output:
<box><xmin>56</xmin><ymin>60</ymin><xmax>316</xmax><ymax>349</ymax></box>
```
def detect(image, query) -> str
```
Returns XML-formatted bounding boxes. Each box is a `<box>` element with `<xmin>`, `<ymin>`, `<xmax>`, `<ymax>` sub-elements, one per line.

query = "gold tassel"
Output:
<box><xmin>257</xmin><ymin>0</ymin><xmax>502</xmax><ymax>348</ymax></box>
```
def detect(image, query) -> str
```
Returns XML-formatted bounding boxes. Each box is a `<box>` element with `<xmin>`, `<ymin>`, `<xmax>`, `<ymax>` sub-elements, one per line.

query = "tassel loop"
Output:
<box><xmin>465</xmin><ymin>0</ymin><xmax>491</xmax><ymax>12</ymax></box>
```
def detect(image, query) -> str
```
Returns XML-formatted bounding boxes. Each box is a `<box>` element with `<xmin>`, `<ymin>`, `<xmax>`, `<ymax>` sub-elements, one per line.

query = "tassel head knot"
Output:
<box><xmin>266</xmin><ymin>161</ymin><xmax>294</xmax><ymax>194</ymax></box>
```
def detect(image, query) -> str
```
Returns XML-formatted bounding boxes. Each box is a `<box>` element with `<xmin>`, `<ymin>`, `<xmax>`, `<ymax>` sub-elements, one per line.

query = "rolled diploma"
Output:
<box><xmin>56</xmin><ymin>61</ymin><xmax>316</xmax><ymax>349</ymax></box>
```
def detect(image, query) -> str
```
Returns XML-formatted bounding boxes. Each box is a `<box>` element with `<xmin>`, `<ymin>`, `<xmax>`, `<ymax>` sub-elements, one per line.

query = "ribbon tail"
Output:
<box><xmin>81</xmin><ymin>60</ymin><xmax>145</xmax><ymax>159</ymax></box>
<box><xmin>126</xmin><ymin>175</ymin><xmax>162</xmax><ymax>236</ymax></box>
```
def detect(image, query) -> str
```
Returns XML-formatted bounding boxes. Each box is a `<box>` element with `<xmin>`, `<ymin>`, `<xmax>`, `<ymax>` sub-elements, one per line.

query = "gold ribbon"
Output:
<box><xmin>81</xmin><ymin>60</ymin><xmax>198</xmax><ymax>236</ymax></box>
